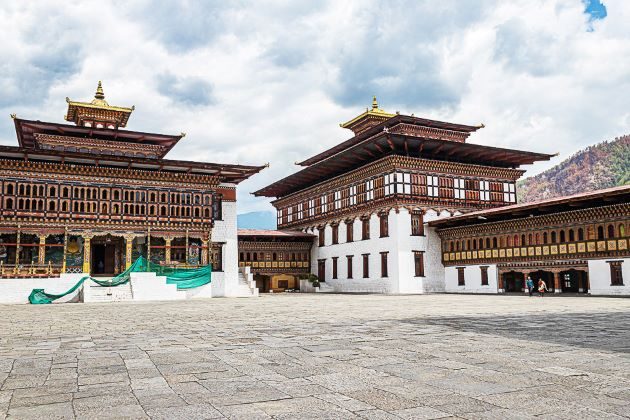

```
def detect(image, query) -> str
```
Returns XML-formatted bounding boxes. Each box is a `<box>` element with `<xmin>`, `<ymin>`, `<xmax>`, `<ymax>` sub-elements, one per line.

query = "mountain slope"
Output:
<box><xmin>518</xmin><ymin>135</ymin><xmax>630</xmax><ymax>203</ymax></box>
<box><xmin>237</xmin><ymin>211</ymin><xmax>276</xmax><ymax>230</ymax></box>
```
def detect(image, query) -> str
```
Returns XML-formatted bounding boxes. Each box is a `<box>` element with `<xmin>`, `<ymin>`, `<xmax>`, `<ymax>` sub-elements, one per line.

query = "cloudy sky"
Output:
<box><xmin>0</xmin><ymin>0</ymin><xmax>627</xmax><ymax>214</ymax></box>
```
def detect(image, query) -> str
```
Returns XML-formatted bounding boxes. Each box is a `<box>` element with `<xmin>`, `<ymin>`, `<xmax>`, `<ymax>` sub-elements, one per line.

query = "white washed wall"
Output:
<box><xmin>308</xmin><ymin>208</ymin><xmax>453</xmax><ymax>294</ymax></box>
<box><xmin>444</xmin><ymin>264</ymin><xmax>499</xmax><ymax>294</ymax></box>
<box><xmin>0</xmin><ymin>273</ymin><xmax>86</xmax><ymax>304</ymax></box>
<box><xmin>588</xmin><ymin>258</ymin><xmax>630</xmax><ymax>296</ymax></box>
<box><xmin>211</xmin><ymin>188</ymin><xmax>238</xmax><ymax>297</ymax></box>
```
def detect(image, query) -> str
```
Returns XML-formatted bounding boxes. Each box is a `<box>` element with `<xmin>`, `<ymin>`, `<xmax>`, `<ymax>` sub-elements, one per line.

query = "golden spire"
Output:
<box><xmin>372</xmin><ymin>95</ymin><xmax>378</xmax><ymax>110</ymax></box>
<box><xmin>95</xmin><ymin>81</ymin><xmax>105</xmax><ymax>100</ymax></box>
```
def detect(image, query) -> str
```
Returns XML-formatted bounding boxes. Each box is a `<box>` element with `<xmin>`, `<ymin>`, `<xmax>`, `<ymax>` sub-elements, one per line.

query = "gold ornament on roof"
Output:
<box><xmin>339</xmin><ymin>96</ymin><xmax>395</xmax><ymax>132</ymax></box>
<box><xmin>65</xmin><ymin>81</ymin><xmax>135</xmax><ymax>128</ymax></box>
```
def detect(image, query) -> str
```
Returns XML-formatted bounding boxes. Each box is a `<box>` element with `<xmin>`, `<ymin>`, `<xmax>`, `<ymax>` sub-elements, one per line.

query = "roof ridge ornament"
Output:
<box><xmin>95</xmin><ymin>81</ymin><xmax>105</xmax><ymax>100</ymax></box>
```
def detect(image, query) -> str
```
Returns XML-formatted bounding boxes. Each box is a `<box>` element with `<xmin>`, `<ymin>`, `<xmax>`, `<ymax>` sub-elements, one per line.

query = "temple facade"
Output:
<box><xmin>430</xmin><ymin>186</ymin><xmax>630</xmax><ymax>296</ymax></box>
<box><xmin>255</xmin><ymin>98</ymin><xmax>630</xmax><ymax>295</ymax></box>
<box><xmin>238</xmin><ymin>229</ymin><xmax>314</xmax><ymax>292</ymax></box>
<box><xmin>0</xmin><ymin>82</ymin><xmax>264</xmax><ymax>300</ymax></box>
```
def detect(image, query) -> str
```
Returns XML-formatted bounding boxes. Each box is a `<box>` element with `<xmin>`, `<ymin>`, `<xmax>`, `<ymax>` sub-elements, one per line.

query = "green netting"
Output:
<box><xmin>28</xmin><ymin>256</ymin><xmax>212</xmax><ymax>304</ymax></box>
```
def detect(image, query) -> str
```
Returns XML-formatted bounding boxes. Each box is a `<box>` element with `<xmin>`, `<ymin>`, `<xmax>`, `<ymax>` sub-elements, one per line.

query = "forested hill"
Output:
<box><xmin>518</xmin><ymin>135</ymin><xmax>630</xmax><ymax>203</ymax></box>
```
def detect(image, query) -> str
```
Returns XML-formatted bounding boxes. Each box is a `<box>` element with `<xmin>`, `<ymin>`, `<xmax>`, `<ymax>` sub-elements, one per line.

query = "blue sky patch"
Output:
<box><xmin>584</xmin><ymin>0</ymin><xmax>607</xmax><ymax>29</ymax></box>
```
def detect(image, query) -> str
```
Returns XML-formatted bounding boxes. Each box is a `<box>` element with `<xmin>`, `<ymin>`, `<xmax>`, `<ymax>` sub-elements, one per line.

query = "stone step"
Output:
<box><xmin>86</xmin><ymin>281</ymin><xmax>133</xmax><ymax>302</ymax></box>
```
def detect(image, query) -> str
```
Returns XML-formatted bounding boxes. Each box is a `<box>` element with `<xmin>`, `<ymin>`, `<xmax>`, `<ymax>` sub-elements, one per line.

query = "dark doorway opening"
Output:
<box><xmin>503</xmin><ymin>271</ymin><xmax>524</xmax><ymax>293</ymax></box>
<box><xmin>91</xmin><ymin>243</ymin><xmax>116</xmax><ymax>276</ymax></box>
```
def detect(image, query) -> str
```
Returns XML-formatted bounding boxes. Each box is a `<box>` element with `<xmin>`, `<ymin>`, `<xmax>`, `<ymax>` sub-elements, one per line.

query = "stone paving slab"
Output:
<box><xmin>0</xmin><ymin>294</ymin><xmax>629</xmax><ymax>418</ymax></box>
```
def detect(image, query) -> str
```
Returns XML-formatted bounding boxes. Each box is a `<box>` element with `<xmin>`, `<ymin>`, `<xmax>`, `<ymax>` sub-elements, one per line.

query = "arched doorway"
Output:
<box><xmin>91</xmin><ymin>234</ymin><xmax>124</xmax><ymax>276</ymax></box>
<box><xmin>254</xmin><ymin>274</ymin><xmax>270</xmax><ymax>293</ymax></box>
<box><xmin>529</xmin><ymin>270</ymin><xmax>555</xmax><ymax>293</ymax></box>
<box><xmin>502</xmin><ymin>271</ymin><xmax>524</xmax><ymax>293</ymax></box>
<box><xmin>560</xmin><ymin>269</ymin><xmax>589</xmax><ymax>293</ymax></box>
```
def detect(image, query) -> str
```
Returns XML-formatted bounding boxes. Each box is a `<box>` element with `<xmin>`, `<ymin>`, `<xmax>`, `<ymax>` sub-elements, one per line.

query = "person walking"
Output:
<box><xmin>538</xmin><ymin>278</ymin><xmax>548</xmax><ymax>297</ymax></box>
<box><xmin>526</xmin><ymin>276</ymin><xmax>534</xmax><ymax>297</ymax></box>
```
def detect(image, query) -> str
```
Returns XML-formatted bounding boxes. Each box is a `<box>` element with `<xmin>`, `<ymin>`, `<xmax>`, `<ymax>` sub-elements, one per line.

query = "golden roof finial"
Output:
<box><xmin>372</xmin><ymin>95</ymin><xmax>378</xmax><ymax>110</ymax></box>
<box><xmin>95</xmin><ymin>81</ymin><xmax>105</xmax><ymax>100</ymax></box>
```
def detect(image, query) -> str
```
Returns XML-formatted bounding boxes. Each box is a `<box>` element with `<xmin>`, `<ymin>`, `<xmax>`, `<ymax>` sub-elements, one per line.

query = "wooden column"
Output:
<box><xmin>554</xmin><ymin>271</ymin><xmax>562</xmax><ymax>294</ymax></box>
<box><xmin>165</xmin><ymin>238</ymin><xmax>172</xmax><ymax>264</ymax></box>
<box><xmin>185</xmin><ymin>229</ymin><xmax>189</xmax><ymax>266</ymax></box>
<box><xmin>15</xmin><ymin>227</ymin><xmax>21</xmax><ymax>267</ymax></box>
<box><xmin>147</xmin><ymin>229</ymin><xmax>151</xmax><ymax>265</ymax></box>
<box><xmin>62</xmin><ymin>229</ymin><xmax>68</xmax><ymax>273</ymax></box>
<box><xmin>82</xmin><ymin>234</ymin><xmax>93</xmax><ymax>274</ymax></box>
<box><xmin>124</xmin><ymin>234</ymin><xmax>134</xmax><ymax>269</ymax></box>
<box><xmin>201</xmin><ymin>239</ymin><xmax>209</xmax><ymax>266</ymax></box>
<box><xmin>38</xmin><ymin>235</ymin><xmax>46</xmax><ymax>265</ymax></box>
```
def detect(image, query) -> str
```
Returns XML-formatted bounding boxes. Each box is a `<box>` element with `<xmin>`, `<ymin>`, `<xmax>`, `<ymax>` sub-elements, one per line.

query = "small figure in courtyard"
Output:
<box><xmin>538</xmin><ymin>278</ymin><xmax>548</xmax><ymax>297</ymax></box>
<box><xmin>526</xmin><ymin>276</ymin><xmax>534</xmax><ymax>297</ymax></box>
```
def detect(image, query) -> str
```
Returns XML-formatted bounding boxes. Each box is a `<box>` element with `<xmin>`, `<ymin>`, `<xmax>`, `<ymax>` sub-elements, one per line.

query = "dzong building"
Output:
<box><xmin>255</xmin><ymin>98</ymin><xmax>630</xmax><ymax>295</ymax></box>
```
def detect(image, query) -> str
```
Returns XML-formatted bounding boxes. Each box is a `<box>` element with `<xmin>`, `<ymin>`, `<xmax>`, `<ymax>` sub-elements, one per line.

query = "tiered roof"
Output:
<box><xmin>7</xmin><ymin>82</ymin><xmax>265</xmax><ymax>184</ymax></box>
<box><xmin>254</xmin><ymin>99</ymin><xmax>554</xmax><ymax>198</ymax></box>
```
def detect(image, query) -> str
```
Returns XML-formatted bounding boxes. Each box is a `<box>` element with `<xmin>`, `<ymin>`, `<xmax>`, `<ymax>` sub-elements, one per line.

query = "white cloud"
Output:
<box><xmin>0</xmin><ymin>0</ymin><xmax>628</xmax><ymax>214</ymax></box>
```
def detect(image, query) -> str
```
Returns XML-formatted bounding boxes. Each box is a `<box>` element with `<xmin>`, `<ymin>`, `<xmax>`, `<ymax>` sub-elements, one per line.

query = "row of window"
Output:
<box><xmin>277</xmin><ymin>172</ymin><xmax>516</xmax><ymax>225</ymax></box>
<box><xmin>455</xmin><ymin>261</ymin><xmax>624</xmax><ymax>287</ymax></box>
<box><xmin>3</xmin><ymin>198</ymin><xmax>222</xmax><ymax>220</ymax></box>
<box><xmin>317</xmin><ymin>251</ymin><xmax>425</xmax><ymax>281</ymax></box>
<box><xmin>2</xmin><ymin>182</ymin><xmax>214</xmax><ymax>205</ymax></box>
<box><xmin>40</xmin><ymin>143</ymin><xmax>160</xmax><ymax>159</ymax></box>
<box><xmin>448</xmin><ymin>223</ymin><xmax>627</xmax><ymax>252</ymax></box>
<box><xmin>457</xmin><ymin>266</ymin><xmax>489</xmax><ymax>286</ymax></box>
<box><xmin>317</xmin><ymin>212</ymin><xmax>424</xmax><ymax>247</ymax></box>
<box><xmin>238</xmin><ymin>251</ymin><xmax>309</xmax><ymax>262</ymax></box>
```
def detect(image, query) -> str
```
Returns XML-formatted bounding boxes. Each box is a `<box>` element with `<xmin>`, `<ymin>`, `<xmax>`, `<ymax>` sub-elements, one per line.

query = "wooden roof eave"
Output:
<box><xmin>0</xmin><ymin>145</ymin><xmax>265</xmax><ymax>183</ymax></box>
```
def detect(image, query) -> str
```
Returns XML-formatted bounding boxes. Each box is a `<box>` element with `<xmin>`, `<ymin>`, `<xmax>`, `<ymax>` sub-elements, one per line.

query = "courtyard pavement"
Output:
<box><xmin>0</xmin><ymin>294</ymin><xmax>629</xmax><ymax>419</ymax></box>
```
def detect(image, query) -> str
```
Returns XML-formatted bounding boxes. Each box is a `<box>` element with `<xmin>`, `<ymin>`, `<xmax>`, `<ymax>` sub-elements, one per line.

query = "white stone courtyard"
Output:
<box><xmin>1</xmin><ymin>294</ymin><xmax>629</xmax><ymax>419</ymax></box>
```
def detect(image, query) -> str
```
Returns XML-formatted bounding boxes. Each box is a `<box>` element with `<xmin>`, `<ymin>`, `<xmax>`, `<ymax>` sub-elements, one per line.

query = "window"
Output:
<box><xmin>287</xmin><ymin>206</ymin><xmax>293</xmax><ymax>223</ymax></box>
<box><xmin>503</xmin><ymin>182</ymin><xmax>516</xmax><ymax>203</ymax></box>
<box><xmin>297</xmin><ymin>203</ymin><xmax>303</xmax><ymax>220</ymax></box>
<box><xmin>457</xmin><ymin>267</ymin><xmax>465</xmax><ymax>286</ymax></box>
<box><xmin>332</xmin><ymin>224</ymin><xmax>339</xmax><ymax>244</ymax></box>
<box><xmin>362</xmin><ymin>218</ymin><xmax>370</xmax><ymax>240</ymax></box>
<box><xmin>480</xmin><ymin>181</ymin><xmax>490</xmax><ymax>201</ymax></box>
<box><xmin>379</xmin><ymin>214</ymin><xmax>389</xmax><ymax>237</ymax></box>
<box><xmin>427</xmin><ymin>175</ymin><xmax>439</xmax><ymax>197</ymax></box>
<box><xmin>380</xmin><ymin>252</ymin><xmax>388</xmax><ymax>278</ymax></box>
<box><xmin>384</xmin><ymin>172</ymin><xmax>412</xmax><ymax>196</ymax></box>
<box><xmin>321</xmin><ymin>195</ymin><xmax>327</xmax><ymax>213</ymax></box>
<box><xmin>349</xmin><ymin>186</ymin><xmax>357</xmax><ymax>206</ymax></box>
<box><xmin>211</xmin><ymin>244</ymin><xmax>223</xmax><ymax>271</ymax></box>
<box><xmin>212</xmin><ymin>195</ymin><xmax>222</xmax><ymax>220</ymax></box>
<box><xmin>362</xmin><ymin>254</ymin><xmax>369</xmax><ymax>278</ymax></box>
<box><xmin>454</xmin><ymin>178</ymin><xmax>465</xmax><ymax>200</ymax></box>
<box><xmin>318</xmin><ymin>228</ymin><xmax>325</xmax><ymax>247</ymax></box>
<box><xmin>317</xmin><ymin>259</ymin><xmax>326</xmax><ymax>281</ymax></box>
<box><xmin>609</xmin><ymin>261</ymin><xmax>624</xmax><ymax>286</ymax></box>
<box><xmin>411</xmin><ymin>211</ymin><xmax>424</xmax><ymax>236</ymax></box>
<box><xmin>332</xmin><ymin>257</ymin><xmax>338</xmax><ymax>279</ymax></box>
<box><xmin>480</xmin><ymin>266</ymin><xmax>489</xmax><ymax>286</ymax></box>
<box><xmin>334</xmin><ymin>191</ymin><xmax>341</xmax><ymax>210</ymax></box>
<box><xmin>308</xmin><ymin>199</ymin><xmax>315</xmax><ymax>217</ymax></box>
<box><xmin>414</xmin><ymin>251</ymin><xmax>424</xmax><ymax>277</ymax></box>
<box><xmin>346</xmin><ymin>255</ymin><xmax>353</xmax><ymax>279</ymax></box>
<box><xmin>346</xmin><ymin>220</ymin><xmax>354</xmax><ymax>242</ymax></box>
<box><xmin>366</xmin><ymin>179</ymin><xmax>374</xmax><ymax>201</ymax></box>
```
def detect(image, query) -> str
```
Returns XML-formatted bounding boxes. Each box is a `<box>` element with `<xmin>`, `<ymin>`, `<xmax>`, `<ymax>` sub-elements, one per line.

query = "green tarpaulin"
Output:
<box><xmin>28</xmin><ymin>256</ymin><xmax>212</xmax><ymax>304</ymax></box>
